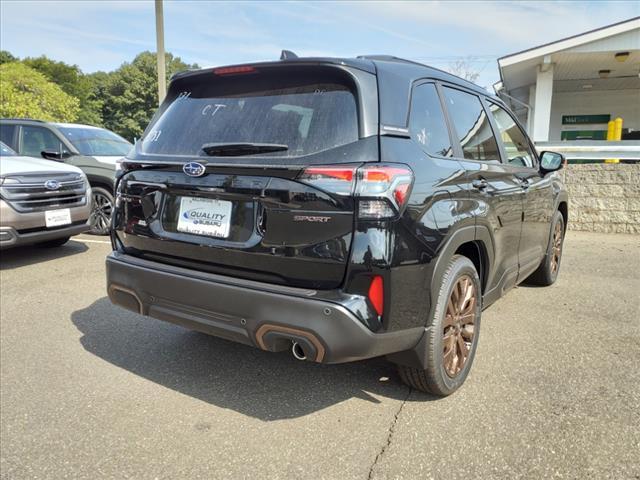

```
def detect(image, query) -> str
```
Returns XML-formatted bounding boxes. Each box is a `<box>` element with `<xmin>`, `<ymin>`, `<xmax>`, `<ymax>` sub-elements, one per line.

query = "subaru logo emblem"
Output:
<box><xmin>183</xmin><ymin>162</ymin><xmax>206</xmax><ymax>177</ymax></box>
<box><xmin>44</xmin><ymin>179</ymin><xmax>60</xmax><ymax>190</ymax></box>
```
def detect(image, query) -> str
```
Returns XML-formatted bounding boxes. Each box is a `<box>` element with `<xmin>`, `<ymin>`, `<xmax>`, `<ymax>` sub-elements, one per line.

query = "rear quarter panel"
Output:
<box><xmin>348</xmin><ymin>136</ymin><xmax>472</xmax><ymax>332</ymax></box>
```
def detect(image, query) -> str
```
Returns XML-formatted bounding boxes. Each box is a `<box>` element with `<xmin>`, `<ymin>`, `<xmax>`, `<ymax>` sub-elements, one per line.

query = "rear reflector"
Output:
<box><xmin>368</xmin><ymin>275</ymin><xmax>384</xmax><ymax>316</ymax></box>
<box><xmin>213</xmin><ymin>66</ymin><xmax>256</xmax><ymax>75</ymax></box>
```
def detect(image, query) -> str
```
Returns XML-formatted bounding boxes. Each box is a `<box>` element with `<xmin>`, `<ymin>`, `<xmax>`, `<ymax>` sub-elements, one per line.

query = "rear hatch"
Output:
<box><xmin>113</xmin><ymin>62</ymin><xmax>379</xmax><ymax>289</ymax></box>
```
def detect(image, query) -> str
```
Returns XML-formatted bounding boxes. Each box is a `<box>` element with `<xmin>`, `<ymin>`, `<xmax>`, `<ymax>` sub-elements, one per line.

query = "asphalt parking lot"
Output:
<box><xmin>1</xmin><ymin>231</ymin><xmax>639</xmax><ymax>479</ymax></box>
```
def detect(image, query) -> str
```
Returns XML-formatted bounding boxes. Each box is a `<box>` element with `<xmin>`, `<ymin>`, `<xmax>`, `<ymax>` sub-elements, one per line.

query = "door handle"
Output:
<box><xmin>519</xmin><ymin>178</ymin><xmax>530</xmax><ymax>190</ymax></box>
<box><xmin>472</xmin><ymin>179</ymin><xmax>488</xmax><ymax>190</ymax></box>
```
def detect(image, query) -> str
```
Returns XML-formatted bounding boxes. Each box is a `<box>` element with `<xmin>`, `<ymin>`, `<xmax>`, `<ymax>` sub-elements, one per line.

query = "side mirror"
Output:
<box><xmin>539</xmin><ymin>151</ymin><xmax>565</xmax><ymax>173</ymax></box>
<box><xmin>41</xmin><ymin>150</ymin><xmax>71</xmax><ymax>161</ymax></box>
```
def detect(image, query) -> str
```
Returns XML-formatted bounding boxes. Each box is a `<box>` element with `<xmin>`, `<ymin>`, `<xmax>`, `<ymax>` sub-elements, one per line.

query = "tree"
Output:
<box><xmin>97</xmin><ymin>51</ymin><xmax>197</xmax><ymax>141</ymax></box>
<box><xmin>0</xmin><ymin>50</ymin><xmax>17</xmax><ymax>65</ymax></box>
<box><xmin>447</xmin><ymin>58</ymin><xmax>480</xmax><ymax>84</ymax></box>
<box><xmin>0</xmin><ymin>62</ymin><xmax>80</xmax><ymax>122</ymax></box>
<box><xmin>22</xmin><ymin>56</ymin><xmax>102</xmax><ymax>125</ymax></box>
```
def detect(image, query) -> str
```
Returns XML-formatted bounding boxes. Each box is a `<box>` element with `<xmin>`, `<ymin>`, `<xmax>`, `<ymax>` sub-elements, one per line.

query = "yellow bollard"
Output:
<box><xmin>604</xmin><ymin>118</ymin><xmax>623</xmax><ymax>163</ymax></box>
<box><xmin>614</xmin><ymin>117</ymin><xmax>623</xmax><ymax>141</ymax></box>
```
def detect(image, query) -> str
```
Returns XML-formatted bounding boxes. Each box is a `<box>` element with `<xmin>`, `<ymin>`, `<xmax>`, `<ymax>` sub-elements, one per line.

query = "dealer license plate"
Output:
<box><xmin>45</xmin><ymin>208</ymin><xmax>71</xmax><ymax>228</ymax></box>
<box><xmin>177</xmin><ymin>197</ymin><xmax>232</xmax><ymax>238</ymax></box>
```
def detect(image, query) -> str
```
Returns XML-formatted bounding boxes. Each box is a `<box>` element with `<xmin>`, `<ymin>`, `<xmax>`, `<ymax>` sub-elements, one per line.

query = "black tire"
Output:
<box><xmin>526</xmin><ymin>211</ymin><xmax>565</xmax><ymax>286</ymax></box>
<box><xmin>397</xmin><ymin>254</ymin><xmax>482</xmax><ymax>396</ymax></box>
<box><xmin>38</xmin><ymin>236</ymin><xmax>70</xmax><ymax>248</ymax></box>
<box><xmin>89</xmin><ymin>186</ymin><xmax>114</xmax><ymax>236</ymax></box>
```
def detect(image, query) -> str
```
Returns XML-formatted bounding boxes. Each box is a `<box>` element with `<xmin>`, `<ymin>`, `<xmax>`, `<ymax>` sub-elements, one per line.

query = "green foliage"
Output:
<box><xmin>0</xmin><ymin>62</ymin><xmax>80</xmax><ymax>122</ymax></box>
<box><xmin>98</xmin><ymin>51</ymin><xmax>197</xmax><ymax>141</ymax></box>
<box><xmin>0</xmin><ymin>50</ymin><xmax>198</xmax><ymax>140</ymax></box>
<box><xmin>0</xmin><ymin>50</ymin><xmax>17</xmax><ymax>65</ymax></box>
<box><xmin>22</xmin><ymin>56</ymin><xmax>103</xmax><ymax>125</ymax></box>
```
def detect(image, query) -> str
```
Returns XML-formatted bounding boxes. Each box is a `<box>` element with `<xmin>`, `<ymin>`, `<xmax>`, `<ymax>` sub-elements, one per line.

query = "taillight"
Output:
<box><xmin>368</xmin><ymin>275</ymin><xmax>384</xmax><ymax>317</ymax></box>
<box><xmin>298</xmin><ymin>163</ymin><xmax>413</xmax><ymax>219</ymax></box>
<box><xmin>298</xmin><ymin>166</ymin><xmax>357</xmax><ymax>195</ymax></box>
<box><xmin>356</xmin><ymin>164</ymin><xmax>413</xmax><ymax>219</ymax></box>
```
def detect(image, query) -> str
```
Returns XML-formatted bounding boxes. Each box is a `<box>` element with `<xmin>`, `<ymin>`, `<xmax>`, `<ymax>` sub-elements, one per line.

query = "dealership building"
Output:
<box><xmin>494</xmin><ymin>17</ymin><xmax>639</xmax><ymax>153</ymax></box>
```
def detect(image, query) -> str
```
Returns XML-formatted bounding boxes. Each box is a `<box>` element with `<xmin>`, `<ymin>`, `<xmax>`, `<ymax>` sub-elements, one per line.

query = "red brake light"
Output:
<box><xmin>362</xmin><ymin>167</ymin><xmax>411</xmax><ymax>183</ymax></box>
<box><xmin>393</xmin><ymin>183</ymin><xmax>410</xmax><ymax>205</ymax></box>
<box><xmin>368</xmin><ymin>275</ymin><xmax>384</xmax><ymax>317</ymax></box>
<box><xmin>213</xmin><ymin>66</ymin><xmax>256</xmax><ymax>76</ymax></box>
<box><xmin>302</xmin><ymin>167</ymin><xmax>355</xmax><ymax>182</ymax></box>
<box><xmin>298</xmin><ymin>166</ymin><xmax>357</xmax><ymax>195</ymax></box>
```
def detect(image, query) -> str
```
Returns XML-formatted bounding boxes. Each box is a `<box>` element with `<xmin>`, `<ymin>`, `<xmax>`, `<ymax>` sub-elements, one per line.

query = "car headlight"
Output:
<box><xmin>79</xmin><ymin>174</ymin><xmax>90</xmax><ymax>191</ymax></box>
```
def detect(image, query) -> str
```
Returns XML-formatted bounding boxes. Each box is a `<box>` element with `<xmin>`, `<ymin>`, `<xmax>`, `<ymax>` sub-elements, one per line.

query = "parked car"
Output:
<box><xmin>0</xmin><ymin>119</ymin><xmax>132</xmax><ymax>235</ymax></box>
<box><xmin>0</xmin><ymin>141</ymin><xmax>91</xmax><ymax>248</ymax></box>
<box><xmin>105</xmin><ymin>55</ymin><xmax>568</xmax><ymax>395</ymax></box>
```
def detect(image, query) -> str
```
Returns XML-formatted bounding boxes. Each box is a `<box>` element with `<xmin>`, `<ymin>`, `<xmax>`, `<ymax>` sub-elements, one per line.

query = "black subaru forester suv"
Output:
<box><xmin>106</xmin><ymin>55</ymin><xmax>568</xmax><ymax>396</ymax></box>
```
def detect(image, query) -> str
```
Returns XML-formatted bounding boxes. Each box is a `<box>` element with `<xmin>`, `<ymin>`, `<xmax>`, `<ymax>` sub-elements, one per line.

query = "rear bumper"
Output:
<box><xmin>106</xmin><ymin>252</ymin><xmax>422</xmax><ymax>363</ymax></box>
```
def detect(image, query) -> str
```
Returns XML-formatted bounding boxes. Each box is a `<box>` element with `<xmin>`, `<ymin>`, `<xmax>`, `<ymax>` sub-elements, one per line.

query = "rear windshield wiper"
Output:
<box><xmin>201</xmin><ymin>142</ymin><xmax>288</xmax><ymax>157</ymax></box>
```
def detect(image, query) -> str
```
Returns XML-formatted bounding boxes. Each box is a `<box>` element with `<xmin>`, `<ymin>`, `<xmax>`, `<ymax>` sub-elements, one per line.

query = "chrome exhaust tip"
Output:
<box><xmin>291</xmin><ymin>342</ymin><xmax>307</xmax><ymax>361</ymax></box>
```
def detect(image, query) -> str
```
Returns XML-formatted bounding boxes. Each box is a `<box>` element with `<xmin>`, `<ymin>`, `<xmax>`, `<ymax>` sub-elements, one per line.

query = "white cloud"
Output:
<box><xmin>357</xmin><ymin>1</ymin><xmax>639</xmax><ymax>51</ymax></box>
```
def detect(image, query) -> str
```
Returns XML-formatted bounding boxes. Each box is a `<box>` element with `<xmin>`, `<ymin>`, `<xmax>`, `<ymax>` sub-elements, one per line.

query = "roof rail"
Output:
<box><xmin>357</xmin><ymin>55</ymin><xmax>427</xmax><ymax>68</ymax></box>
<box><xmin>359</xmin><ymin>54</ymin><xmax>487</xmax><ymax>90</ymax></box>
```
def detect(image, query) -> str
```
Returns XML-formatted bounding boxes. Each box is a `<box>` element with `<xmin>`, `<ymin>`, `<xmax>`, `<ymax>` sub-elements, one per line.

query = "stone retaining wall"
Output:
<box><xmin>562</xmin><ymin>163</ymin><xmax>639</xmax><ymax>234</ymax></box>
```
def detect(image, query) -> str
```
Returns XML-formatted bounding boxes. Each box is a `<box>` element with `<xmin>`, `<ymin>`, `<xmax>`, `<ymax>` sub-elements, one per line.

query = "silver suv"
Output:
<box><xmin>0</xmin><ymin>119</ymin><xmax>132</xmax><ymax>234</ymax></box>
<box><xmin>0</xmin><ymin>142</ymin><xmax>91</xmax><ymax>248</ymax></box>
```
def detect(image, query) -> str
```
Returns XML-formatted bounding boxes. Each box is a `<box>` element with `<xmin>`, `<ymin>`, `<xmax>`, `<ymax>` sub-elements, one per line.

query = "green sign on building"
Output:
<box><xmin>562</xmin><ymin>114</ymin><xmax>611</xmax><ymax>125</ymax></box>
<box><xmin>560</xmin><ymin>130</ymin><xmax>607</xmax><ymax>141</ymax></box>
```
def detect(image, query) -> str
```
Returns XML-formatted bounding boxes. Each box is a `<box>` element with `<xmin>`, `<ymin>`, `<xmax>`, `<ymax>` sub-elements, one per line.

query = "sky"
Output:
<box><xmin>1</xmin><ymin>0</ymin><xmax>638</xmax><ymax>89</ymax></box>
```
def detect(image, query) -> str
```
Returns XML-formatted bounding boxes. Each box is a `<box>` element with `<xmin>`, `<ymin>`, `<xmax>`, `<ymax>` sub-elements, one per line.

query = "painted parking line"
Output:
<box><xmin>73</xmin><ymin>237</ymin><xmax>111</xmax><ymax>244</ymax></box>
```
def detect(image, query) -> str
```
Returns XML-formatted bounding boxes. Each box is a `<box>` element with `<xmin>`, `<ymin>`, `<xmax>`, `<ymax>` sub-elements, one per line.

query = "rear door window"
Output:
<box><xmin>442</xmin><ymin>87</ymin><xmax>500</xmax><ymax>162</ymax></box>
<box><xmin>58</xmin><ymin>126</ymin><xmax>131</xmax><ymax>156</ymax></box>
<box><xmin>139</xmin><ymin>70</ymin><xmax>359</xmax><ymax>159</ymax></box>
<box><xmin>20</xmin><ymin>126</ymin><xmax>64</xmax><ymax>158</ymax></box>
<box><xmin>408</xmin><ymin>83</ymin><xmax>452</xmax><ymax>157</ymax></box>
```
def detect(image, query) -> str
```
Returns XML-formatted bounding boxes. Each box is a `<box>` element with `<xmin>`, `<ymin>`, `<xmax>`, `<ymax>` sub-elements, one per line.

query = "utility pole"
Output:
<box><xmin>155</xmin><ymin>0</ymin><xmax>166</xmax><ymax>105</ymax></box>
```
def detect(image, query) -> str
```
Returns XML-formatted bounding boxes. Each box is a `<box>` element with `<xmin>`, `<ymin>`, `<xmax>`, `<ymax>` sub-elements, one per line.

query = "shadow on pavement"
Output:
<box><xmin>72</xmin><ymin>297</ymin><xmax>437</xmax><ymax>420</ymax></box>
<box><xmin>0</xmin><ymin>240</ymin><xmax>88</xmax><ymax>270</ymax></box>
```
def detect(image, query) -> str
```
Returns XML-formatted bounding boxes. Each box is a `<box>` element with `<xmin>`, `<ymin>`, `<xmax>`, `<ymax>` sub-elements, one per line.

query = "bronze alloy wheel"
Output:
<box><xmin>550</xmin><ymin>221</ymin><xmax>563</xmax><ymax>274</ymax></box>
<box><xmin>443</xmin><ymin>275</ymin><xmax>477</xmax><ymax>378</ymax></box>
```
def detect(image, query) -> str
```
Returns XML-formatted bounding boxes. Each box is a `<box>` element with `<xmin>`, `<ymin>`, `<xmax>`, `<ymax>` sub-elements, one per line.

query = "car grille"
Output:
<box><xmin>0</xmin><ymin>172</ymin><xmax>88</xmax><ymax>213</ymax></box>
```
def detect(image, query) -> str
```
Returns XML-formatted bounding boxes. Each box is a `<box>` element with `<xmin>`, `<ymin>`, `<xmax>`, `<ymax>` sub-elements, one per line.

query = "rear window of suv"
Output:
<box><xmin>137</xmin><ymin>68</ymin><xmax>359</xmax><ymax>158</ymax></box>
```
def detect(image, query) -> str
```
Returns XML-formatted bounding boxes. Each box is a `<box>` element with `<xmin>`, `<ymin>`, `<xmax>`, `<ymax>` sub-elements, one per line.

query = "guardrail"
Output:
<box><xmin>535</xmin><ymin>140</ymin><xmax>640</xmax><ymax>162</ymax></box>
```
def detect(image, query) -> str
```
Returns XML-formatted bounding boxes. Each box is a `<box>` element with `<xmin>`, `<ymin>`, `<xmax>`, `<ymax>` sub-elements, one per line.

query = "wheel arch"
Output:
<box><xmin>85</xmin><ymin>175</ymin><xmax>115</xmax><ymax>194</ymax></box>
<box><xmin>454</xmin><ymin>240</ymin><xmax>490</xmax><ymax>295</ymax></box>
<box><xmin>429</xmin><ymin>225</ymin><xmax>494</xmax><ymax>298</ymax></box>
<box><xmin>558</xmin><ymin>200</ymin><xmax>568</xmax><ymax>233</ymax></box>
<box><xmin>388</xmin><ymin>225</ymin><xmax>494</xmax><ymax>370</ymax></box>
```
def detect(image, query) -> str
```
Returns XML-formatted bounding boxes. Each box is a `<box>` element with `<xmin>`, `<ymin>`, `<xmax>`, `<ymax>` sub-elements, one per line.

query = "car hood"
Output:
<box><xmin>92</xmin><ymin>156</ymin><xmax>124</xmax><ymax>166</ymax></box>
<box><xmin>0</xmin><ymin>156</ymin><xmax>84</xmax><ymax>177</ymax></box>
